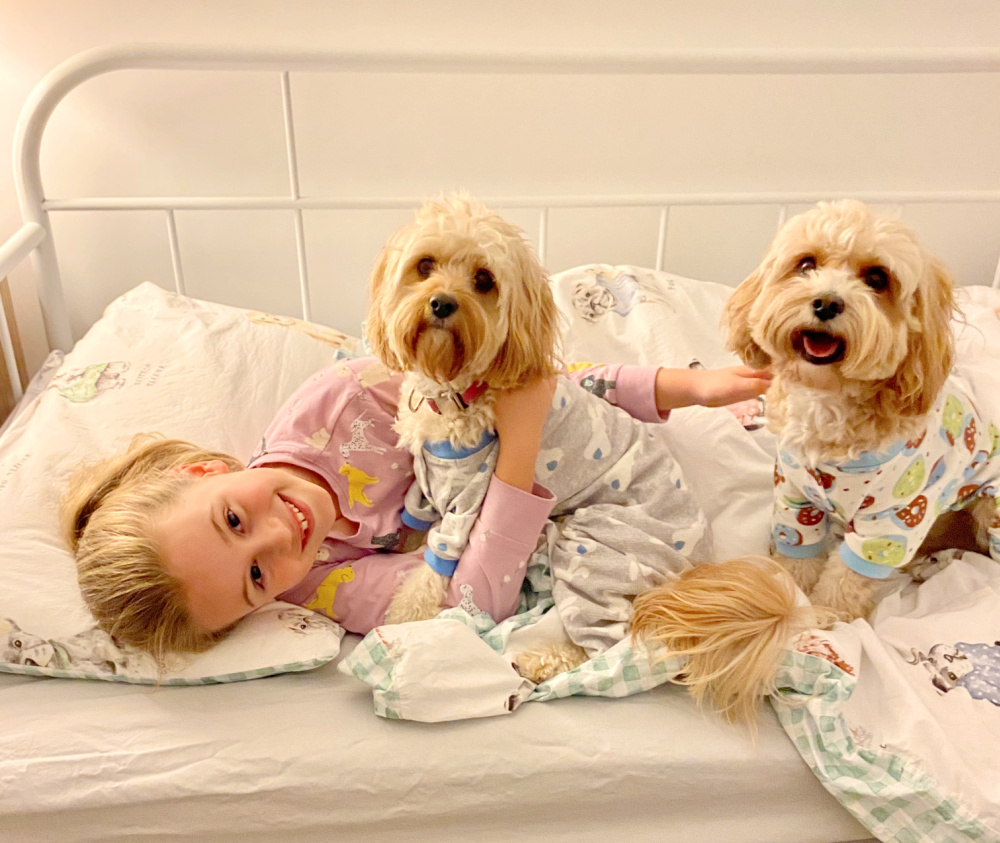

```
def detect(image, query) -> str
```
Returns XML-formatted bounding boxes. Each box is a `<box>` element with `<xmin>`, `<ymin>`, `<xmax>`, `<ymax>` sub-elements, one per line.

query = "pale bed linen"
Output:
<box><xmin>0</xmin><ymin>639</ymin><xmax>871</xmax><ymax>843</ymax></box>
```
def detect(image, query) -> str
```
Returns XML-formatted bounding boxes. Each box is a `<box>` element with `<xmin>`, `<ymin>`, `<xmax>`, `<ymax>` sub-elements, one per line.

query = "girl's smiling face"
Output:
<box><xmin>156</xmin><ymin>462</ymin><xmax>339</xmax><ymax>632</ymax></box>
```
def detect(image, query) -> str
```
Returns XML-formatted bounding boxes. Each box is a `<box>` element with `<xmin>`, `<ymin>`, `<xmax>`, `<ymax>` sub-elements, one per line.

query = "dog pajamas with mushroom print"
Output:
<box><xmin>403</xmin><ymin>368</ymin><xmax>711</xmax><ymax>655</ymax></box>
<box><xmin>772</xmin><ymin>380</ymin><xmax>1000</xmax><ymax>578</ymax></box>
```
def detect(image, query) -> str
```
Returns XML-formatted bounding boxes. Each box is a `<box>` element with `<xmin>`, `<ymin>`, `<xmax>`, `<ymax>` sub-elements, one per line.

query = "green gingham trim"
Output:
<box><xmin>525</xmin><ymin>638</ymin><xmax>682</xmax><ymax>702</ymax></box>
<box><xmin>0</xmin><ymin>656</ymin><xmax>336</xmax><ymax>686</ymax></box>
<box><xmin>340</xmin><ymin>602</ymin><xmax>685</xmax><ymax>715</ymax></box>
<box><xmin>772</xmin><ymin>650</ymin><xmax>1000</xmax><ymax>843</ymax></box>
<box><xmin>337</xmin><ymin>628</ymin><xmax>404</xmax><ymax>719</ymax></box>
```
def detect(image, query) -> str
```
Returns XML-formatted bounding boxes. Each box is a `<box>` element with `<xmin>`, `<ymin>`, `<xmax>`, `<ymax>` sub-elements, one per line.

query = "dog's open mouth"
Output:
<box><xmin>793</xmin><ymin>330</ymin><xmax>846</xmax><ymax>365</ymax></box>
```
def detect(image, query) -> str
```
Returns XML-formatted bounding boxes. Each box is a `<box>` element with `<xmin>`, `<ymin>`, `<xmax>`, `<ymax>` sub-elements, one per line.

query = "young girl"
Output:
<box><xmin>63</xmin><ymin>356</ymin><xmax>770</xmax><ymax>663</ymax></box>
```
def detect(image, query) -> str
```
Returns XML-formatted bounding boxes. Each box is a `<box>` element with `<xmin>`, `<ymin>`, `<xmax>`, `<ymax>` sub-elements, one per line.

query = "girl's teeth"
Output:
<box><xmin>289</xmin><ymin>502</ymin><xmax>308</xmax><ymax>535</ymax></box>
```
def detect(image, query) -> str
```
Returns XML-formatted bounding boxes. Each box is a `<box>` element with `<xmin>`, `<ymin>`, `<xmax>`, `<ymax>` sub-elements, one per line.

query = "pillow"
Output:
<box><xmin>552</xmin><ymin>263</ymin><xmax>740</xmax><ymax>369</ymax></box>
<box><xmin>550</xmin><ymin>264</ymin><xmax>776</xmax><ymax>560</ymax></box>
<box><xmin>0</xmin><ymin>282</ymin><xmax>359</xmax><ymax>683</ymax></box>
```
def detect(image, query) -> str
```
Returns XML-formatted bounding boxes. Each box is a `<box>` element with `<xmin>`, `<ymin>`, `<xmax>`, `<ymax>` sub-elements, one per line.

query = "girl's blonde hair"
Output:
<box><xmin>61</xmin><ymin>434</ymin><xmax>246</xmax><ymax>664</ymax></box>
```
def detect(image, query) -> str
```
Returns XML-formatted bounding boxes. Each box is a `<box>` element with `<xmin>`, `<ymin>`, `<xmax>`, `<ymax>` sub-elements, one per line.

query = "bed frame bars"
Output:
<box><xmin>3</xmin><ymin>44</ymin><xmax>1000</xmax><ymax>407</ymax></box>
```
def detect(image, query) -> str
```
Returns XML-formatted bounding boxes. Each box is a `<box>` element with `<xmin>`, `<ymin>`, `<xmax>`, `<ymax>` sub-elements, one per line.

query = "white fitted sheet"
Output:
<box><xmin>0</xmin><ymin>636</ymin><xmax>872</xmax><ymax>843</ymax></box>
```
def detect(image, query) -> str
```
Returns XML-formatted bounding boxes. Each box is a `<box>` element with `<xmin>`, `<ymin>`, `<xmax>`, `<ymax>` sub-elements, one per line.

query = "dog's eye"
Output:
<box><xmin>474</xmin><ymin>268</ymin><xmax>495</xmax><ymax>293</ymax></box>
<box><xmin>12</xmin><ymin>638</ymin><xmax>22</xmax><ymax>648</ymax></box>
<box><xmin>862</xmin><ymin>265</ymin><xmax>890</xmax><ymax>291</ymax></box>
<box><xmin>796</xmin><ymin>256</ymin><xmax>817</xmax><ymax>274</ymax></box>
<box><xmin>416</xmin><ymin>257</ymin><xmax>435</xmax><ymax>278</ymax></box>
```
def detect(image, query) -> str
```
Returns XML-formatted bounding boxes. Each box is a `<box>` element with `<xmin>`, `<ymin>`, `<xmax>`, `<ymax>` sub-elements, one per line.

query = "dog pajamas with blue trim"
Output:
<box><xmin>404</xmin><ymin>371</ymin><xmax>711</xmax><ymax>655</ymax></box>
<box><xmin>772</xmin><ymin>380</ymin><xmax>1000</xmax><ymax>578</ymax></box>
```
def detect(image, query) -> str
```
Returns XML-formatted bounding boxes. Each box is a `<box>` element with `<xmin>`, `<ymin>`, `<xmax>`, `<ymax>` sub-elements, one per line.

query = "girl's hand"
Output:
<box><xmin>654</xmin><ymin>365</ymin><xmax>772</xmax><ymax>414</ymax></box>
<box><xmin>691</xmin><ymin>365</ymin><xmax>772</xmax><ymax>407</ymax></box>
<box><xmin>493</xmin><ymin>376</ymin><xmax>557</xmax><ymax>492</ymax></box>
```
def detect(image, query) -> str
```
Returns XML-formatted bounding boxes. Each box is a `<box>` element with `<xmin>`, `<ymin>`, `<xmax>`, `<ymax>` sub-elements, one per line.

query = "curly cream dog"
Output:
<box><xmin>725</xmin><ymin>199</ymin><xmax>999</xmax><ymax>621</ymax></box>
<box><xmin>366</xmin><ymin>193</ymin><xmax>710</xmax><ymax>683</ymax></box>
<box><xmin>632</xmin><ymin>200</ymin><xmax>1000</xmax><ymax>725</ymax></box>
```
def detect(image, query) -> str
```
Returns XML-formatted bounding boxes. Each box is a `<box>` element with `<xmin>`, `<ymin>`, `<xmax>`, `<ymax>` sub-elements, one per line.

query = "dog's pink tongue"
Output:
<box><xmin>803</xmin><ymin>333</ymin><xmax>840</xmax><ymax>358</ymax></box>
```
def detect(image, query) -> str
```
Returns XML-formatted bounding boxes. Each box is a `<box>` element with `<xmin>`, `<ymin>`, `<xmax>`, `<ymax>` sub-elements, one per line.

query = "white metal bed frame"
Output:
<box><xmin>3</xmin><ymin>43</ymin><xmax>1000</xmax><ymax>407</ymax></box>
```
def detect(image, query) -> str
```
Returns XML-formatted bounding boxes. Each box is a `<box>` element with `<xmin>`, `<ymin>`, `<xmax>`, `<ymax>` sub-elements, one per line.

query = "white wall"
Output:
<box><xmin>2</xmin><ymin>1</ymin><xmax>1000</xmax><ymax>375</ymax></box>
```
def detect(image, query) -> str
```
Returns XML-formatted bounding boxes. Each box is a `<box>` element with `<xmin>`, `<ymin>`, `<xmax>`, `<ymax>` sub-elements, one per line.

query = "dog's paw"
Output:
<box><xmin>772</xmin><ymin>554</ymin><xmax>824</xmax><ymax>594</ymax></box>
<box><xmin>512</xmin><ymin>642</ymin><xmax>589</xmax><ymax>684</ymax></box>
<box><xmin>907</xmin><ymin>549</ymin><xmax>964</xmax><ymax>583</ymax></box>
<box><xmin>809</xmin><ymin>565</ymin><xmax>876</xmax><ymax>624</ymax></box>
<box><xmin>383</xmin><ymin>565</ymin><xmax>449</xmax><ymax>625</ymax></box>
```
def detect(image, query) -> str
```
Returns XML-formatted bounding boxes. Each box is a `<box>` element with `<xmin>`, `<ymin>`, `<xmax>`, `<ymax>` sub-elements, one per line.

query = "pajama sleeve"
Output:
<box><xmin>838</xmin><ymin>521</ymin><xmax>915</xmax><ymax>580</ymax></box>
<box><xmin>443</xmin><ymin>474</ymin><xmax>556</xmax><ymax>622</ymax></box>
<box><xmin>419</xmin><ymin>441</ymin><xmax>499</xmax><ymax>576</ymax></box>
<box><xmin>401</xmin><ymin>477</ymin><xmax>438</xmax><ymax>531</ymax></box>
<box><xmin>771</xmin><ymin>464</ymin><xmax>830</xmax><ymax>559</ymax></box>
<box><xmin>567</xmin><ymin>363</ymin><xmax>662</xmax><ymax>423</ymax></box>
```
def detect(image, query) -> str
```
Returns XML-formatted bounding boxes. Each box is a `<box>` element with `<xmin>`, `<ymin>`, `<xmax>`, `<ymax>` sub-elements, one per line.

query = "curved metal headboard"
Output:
<box><xmin>8</xmin><ymin>43</ymin><xmax>1000</xmax><ymax>361</ymax></box>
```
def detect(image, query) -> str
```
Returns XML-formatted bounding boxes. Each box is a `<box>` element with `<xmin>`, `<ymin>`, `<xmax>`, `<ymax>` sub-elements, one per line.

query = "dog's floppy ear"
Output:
<box><xmin>364</xmin><ymin>242</ymin><xmax>402</xmax><ymax>371</ymax></box>
<box><xmin>486</xmin><ymin>245</ymin><xmax>562</xmax><ymax>388</ymax></box>
<box><xmin>888</xmin><ymin>253</ymin><xmax>955</xmax><ymax>417</ymax></box>
<box><xmin>723</xmin><ymin>264</ymin><xmax>771</xmax><ymax>369</ymax></box>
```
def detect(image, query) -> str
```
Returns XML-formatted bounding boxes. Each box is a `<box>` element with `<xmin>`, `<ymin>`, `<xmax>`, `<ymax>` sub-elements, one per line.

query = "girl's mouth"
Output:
<box><xmin>280</xmin><ymin>495</ymin><xmax>312</xmax><ymax>551</ymax></box>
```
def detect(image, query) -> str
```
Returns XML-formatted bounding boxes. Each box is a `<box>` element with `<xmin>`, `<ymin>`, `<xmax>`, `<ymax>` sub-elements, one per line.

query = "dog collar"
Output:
<box><xmin>410</xmin><ymin>381</ymin><xmax>488</xmax><ymax>415</ymax></box>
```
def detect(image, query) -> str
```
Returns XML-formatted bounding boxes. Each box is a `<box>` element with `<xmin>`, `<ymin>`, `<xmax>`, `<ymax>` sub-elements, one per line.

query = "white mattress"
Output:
<box><xmin>0</xmin><ymin>636</ymin><xmax>872</xmax><ymax>843</ymax></box>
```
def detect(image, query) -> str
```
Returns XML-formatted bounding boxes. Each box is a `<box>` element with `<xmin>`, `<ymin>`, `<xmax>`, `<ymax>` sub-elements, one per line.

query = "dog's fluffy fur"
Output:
<box><xmin>725</xmin><ymin>199</ymin><xmax>997</xmax><ymax>620</ymax></box>
<box><xmin>631</xmin><ymin>556</ymin><xmax>824</xmax><ymax>729</ymax></box>
<box><xmin>633</xmin><ymin>199</ymin><xmax>998</xmax><ymax>726</ymax></box>
<box><xmin>365</xmin><ymin>194</ymin><xmax>583</xmax><ymax>678</ymax></box>
<box><xmin>367</xmin><ymin>193</ymin><xmax>561</xmax><ymax>451</ymax></box>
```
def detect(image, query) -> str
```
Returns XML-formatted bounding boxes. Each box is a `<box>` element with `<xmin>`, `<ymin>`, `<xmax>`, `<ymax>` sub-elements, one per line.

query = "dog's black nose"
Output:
<box><xmin>812</xmin><ymin>294</ymin><xmax>844</xmax><ymax>322</ymax></box>
<box><xmin>430</xmin><ymin>294</ymin><xmax>458</xmax><ymax>319</ymax></box>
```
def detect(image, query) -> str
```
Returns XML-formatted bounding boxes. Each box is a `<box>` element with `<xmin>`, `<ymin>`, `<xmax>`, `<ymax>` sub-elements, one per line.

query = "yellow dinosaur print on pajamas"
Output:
<box><xmin>339</xmin><ymin>463</ymin><xmax>379</xmax><ymax>508</ymax></box>
<box><xmin>303</xmin><ymin>567</ymin><xmax>356</xmax><ymax>619</ymax></box>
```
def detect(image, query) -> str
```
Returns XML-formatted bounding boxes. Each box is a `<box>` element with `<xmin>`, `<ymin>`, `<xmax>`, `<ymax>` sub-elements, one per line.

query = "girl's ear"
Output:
<box><xmin>172</xmin><ymin>460</ymin><xmax>231</xmax><ymax>478</ymax></box>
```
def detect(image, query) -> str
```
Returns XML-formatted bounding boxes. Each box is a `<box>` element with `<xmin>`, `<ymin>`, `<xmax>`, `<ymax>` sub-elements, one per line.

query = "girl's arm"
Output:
<box><xmin>568</xmin><ymin>362</ymin><xmax>771</xmax><ymax>422</ymax></box>
<box><xmin>653</xmin><ymin>365</ymin><xmax>772</xmax><ymax>415</ymax></box>
<box><xmin>441</xmin><ymin>377</ymin><xmax>558</xmax><ymax>621</ymax></box>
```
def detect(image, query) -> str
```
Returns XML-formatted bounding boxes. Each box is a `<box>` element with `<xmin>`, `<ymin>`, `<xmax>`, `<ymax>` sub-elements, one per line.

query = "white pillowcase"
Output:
<box><xmin>0</xmin><ymin>283</ymin><xmax>357</xmax><ymax>683</ymax></box>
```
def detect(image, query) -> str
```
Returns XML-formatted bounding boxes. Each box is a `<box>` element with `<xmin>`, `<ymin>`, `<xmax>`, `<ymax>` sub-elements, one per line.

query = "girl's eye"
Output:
<box><xmin>862</xmin><ymin>265</ymin><xmax>890</xmax><ymax>291</ymax></box>
<box><xmin>796</xmin><ymin>256</ymin><xmax>817</xmax><ymax>274</ymax></box>
<box><xmin>226</xmin><ymin>508</ymin><xmax>242</xmax><ymax>531</ymax></box>
<box><xmin>474</xmin><ymin>268</ymin><xmax>495</xmax><ymax>293</ymax></box>
<box><xmin>416</xmin><ymin>257</ymin><xmax>435</xmax><ymax>278</ymax></box>
<box><xmin>250</xmin><ymin>563</ymin><xmax>264</xmax><ymax>589</ymax></box>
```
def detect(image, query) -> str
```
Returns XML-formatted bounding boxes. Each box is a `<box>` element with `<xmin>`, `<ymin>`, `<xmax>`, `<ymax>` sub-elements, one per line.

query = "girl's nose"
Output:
<box><xmin>251</xmin><ymin>512</ymin><xmax>294</xmax><ymax>554</ymax></box>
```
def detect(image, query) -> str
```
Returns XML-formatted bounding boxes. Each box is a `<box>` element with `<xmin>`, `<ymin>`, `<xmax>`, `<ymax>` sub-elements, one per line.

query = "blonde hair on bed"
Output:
<box><xmin>61</xmin><ymin>434</ymin><xmax>246</xmax><ymax>663</ymax></box>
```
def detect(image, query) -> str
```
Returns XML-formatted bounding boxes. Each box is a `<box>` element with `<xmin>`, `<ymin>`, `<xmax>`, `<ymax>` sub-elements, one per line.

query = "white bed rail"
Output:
<box><xmin>8</xmin><ymin>43</ymin><xmax>1000</xmax><ymax>391</ymax></box>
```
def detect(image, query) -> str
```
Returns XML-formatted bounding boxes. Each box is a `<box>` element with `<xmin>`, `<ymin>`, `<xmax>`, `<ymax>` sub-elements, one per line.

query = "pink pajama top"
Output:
<box><xmin>248</xmin><ymin>357</ymin><xmax>662</xmax><ymax>634</ymax></box>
